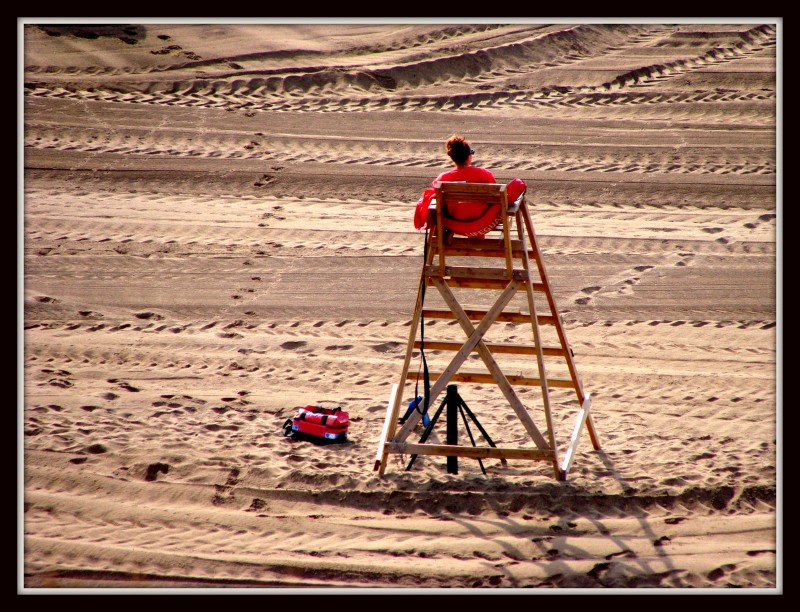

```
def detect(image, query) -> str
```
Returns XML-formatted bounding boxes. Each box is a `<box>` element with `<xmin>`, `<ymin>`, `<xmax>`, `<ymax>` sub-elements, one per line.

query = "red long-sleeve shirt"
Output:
<box><xmin>431</xmin><ymin>166</ymin><xmax>496</xmax><ymax>221</ymax></box>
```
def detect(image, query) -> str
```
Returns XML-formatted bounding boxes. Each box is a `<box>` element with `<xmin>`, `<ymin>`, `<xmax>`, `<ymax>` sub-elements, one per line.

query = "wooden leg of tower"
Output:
<box><xmin>435</xmin><ymin>191</ymin><xmax>446</xmax><ymax>277</ymax></box>
<box><xmin>521</xmin><ymin>203</ymin><xmax>601</xmax><ymax>452</ymax></box>
<box><xmin>374</xmin><ymin>384</ymin><xmax>400</xmax><ymax>473</ymax></box>
<box><xmin>501</xmin><ymin>198</ymin><xmax>514</xmax><ymax>277</ymax></box>
<box><xmin>515</xmin><ymin>210</ymin><xmax>560</xmax><ymax>480</ymax></box>
<box><xmin>375</xmin><ymin>230</ymin><xmax>437</xmax><ymax>474</ymax></box>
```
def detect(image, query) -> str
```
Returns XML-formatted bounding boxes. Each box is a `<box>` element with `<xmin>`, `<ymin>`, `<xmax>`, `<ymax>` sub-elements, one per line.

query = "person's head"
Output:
<box><xmin>445</xmin><ymin>134</ymin><xmax>474</xmax><ymax>166</ymax></box>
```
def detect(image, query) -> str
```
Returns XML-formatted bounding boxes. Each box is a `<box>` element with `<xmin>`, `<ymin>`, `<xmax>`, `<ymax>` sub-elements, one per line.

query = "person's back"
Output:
<box><xmin>413</xmin><ymin>134</ymin><xmax>526</xmax><ymax>238</ymax></box>
<box><xmin>432</xmin><ymin>136</ymin><xmax>496</xmax><ymax>222</ymax></box>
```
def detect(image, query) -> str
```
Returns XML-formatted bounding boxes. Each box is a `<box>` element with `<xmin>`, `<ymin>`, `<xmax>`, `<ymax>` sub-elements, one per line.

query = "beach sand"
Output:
<box><xmin>21</xmin><ymin>21</ymin><xmax>779</xmax><ymax>591</ymax></box>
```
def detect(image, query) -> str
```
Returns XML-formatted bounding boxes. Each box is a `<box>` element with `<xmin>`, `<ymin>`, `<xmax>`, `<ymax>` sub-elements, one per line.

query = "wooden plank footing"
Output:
<box><xmin>385</xmin><ymin>442</ymin><xmax>555</xmax><ymax>462</ymax></box>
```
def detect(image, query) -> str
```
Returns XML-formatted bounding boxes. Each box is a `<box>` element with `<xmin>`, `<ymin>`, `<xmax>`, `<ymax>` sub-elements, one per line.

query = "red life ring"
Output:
<box><xmin>441</xmin><ymin>179</ymin><xmax>527</xmax><ymax>237</ymax></box>
<box><xmin>413</xmin><ymin>179</ymin><xmax>527</xmax><ymax>238</ymax></box>
<box><xmin>442</xmin><ymin>203</ymin><xmax>503</xmax><ymax>237</ymax></box>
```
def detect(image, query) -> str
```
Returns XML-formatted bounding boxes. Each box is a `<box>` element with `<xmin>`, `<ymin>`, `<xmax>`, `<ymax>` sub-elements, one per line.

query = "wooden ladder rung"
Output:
<box><xmin>407</xmin><ymin>370</ymin><xmax>577</xmax><ymax>389</ymax></box>
<box><xmin>413</xmin><ymin>340</ymin><xmax>567</xmax><ymax>357</ymax></box>
<box><xmin>424</xmin><ymin>266</ymin><xmax>545</xmax><ymax>291</ymax></box>
<box><xmin>427</xmin><ymin>200</ymin><xmax>519</xmax><ymax>214</ymax></box>
<box><xmin>421</xmin><ymin>308</ymin><xmax>558</xmax><ymax>326</ymax></box>
<box><xmin>427</xmin><ymin>277</ymin><xmax>545</xmax><ymax>290</ymax></box>
<box><xmin>442</xmin><ymin>237</ymin><xmax>535</xmax><ymax>259</ymax></box>
<box><xmin>424</xmin><ymin>265</ymin><xmax>528</xmax><ymax>281</ymax></box>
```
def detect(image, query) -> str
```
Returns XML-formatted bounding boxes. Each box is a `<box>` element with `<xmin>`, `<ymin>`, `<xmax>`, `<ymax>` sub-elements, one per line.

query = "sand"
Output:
<box><xmin>20</xmin><ymin>20</ymin><xmax>780</xmax><ymax>592</ymax></box>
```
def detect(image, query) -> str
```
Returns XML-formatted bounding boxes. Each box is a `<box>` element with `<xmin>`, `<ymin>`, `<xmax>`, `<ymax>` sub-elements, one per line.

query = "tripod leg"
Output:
<box><xmin>459</xmin><ymin>397</ymin><xmax>508</xmax><ymax>466</ymax></box>
<box><xmin>405</xmin><ymin>395</ymin><xmax>447</xmax><ymax>471</ymax></box>
<box><xmin>458</xmin><ymin>403</ymin><xmax>486</xmax><ymax>476</ymax></box>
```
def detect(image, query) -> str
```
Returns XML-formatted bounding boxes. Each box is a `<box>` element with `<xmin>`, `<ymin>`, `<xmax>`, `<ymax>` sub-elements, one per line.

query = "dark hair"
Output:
<box><xmin>446</xmin><ymin>134</ymin><xmax>472</xmax><ymax>165</ymax></box>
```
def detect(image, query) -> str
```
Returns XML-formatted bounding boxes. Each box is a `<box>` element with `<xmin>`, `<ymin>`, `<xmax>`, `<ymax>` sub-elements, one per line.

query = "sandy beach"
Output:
<box><xmin>20</xmin><ymin>20</ymin><xmax>780</xmax><ymax>592</ymax></box>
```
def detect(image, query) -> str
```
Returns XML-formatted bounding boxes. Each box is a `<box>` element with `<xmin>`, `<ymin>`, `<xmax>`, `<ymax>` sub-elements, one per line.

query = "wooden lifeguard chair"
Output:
<box><xmin>373</xmin><ymin>182</ymin><xmax>600</xmax><ymax>480</ymax></box>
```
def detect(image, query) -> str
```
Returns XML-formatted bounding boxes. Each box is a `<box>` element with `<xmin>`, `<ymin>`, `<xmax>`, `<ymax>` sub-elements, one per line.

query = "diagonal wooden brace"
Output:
<box><xmin>432</xmin><ymin>279</ymin><xmax>550</xmax><ymax>450</ymax></box>
<box><xmin>395</xmin><ymin>278</ymin><xmax>521</xmax><ymax>442</ymax></box>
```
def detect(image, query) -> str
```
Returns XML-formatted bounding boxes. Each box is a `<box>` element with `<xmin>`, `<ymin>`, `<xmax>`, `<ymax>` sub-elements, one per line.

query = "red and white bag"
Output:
<box><xmin>283</xmin><ymin>405</ymin><xmax>349</xmax><ymax>442</ymax></box>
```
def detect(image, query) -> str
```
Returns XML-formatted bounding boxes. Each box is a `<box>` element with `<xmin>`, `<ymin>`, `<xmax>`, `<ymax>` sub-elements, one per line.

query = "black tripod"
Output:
<box><xmin>406</xmin><ymin>384</ymin><xmax>504</xmax><ymax>475</ymax></box>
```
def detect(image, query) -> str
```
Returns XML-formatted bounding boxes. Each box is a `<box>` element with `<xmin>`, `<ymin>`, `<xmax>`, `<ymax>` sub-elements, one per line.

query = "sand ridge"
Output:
<box><xmin>22</xmin><ymin>21</ymin><xmax>778</xmax><ymax>591</ymax></box>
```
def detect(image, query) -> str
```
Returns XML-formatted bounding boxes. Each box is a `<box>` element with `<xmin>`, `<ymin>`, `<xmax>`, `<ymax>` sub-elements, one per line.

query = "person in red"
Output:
<box><xmin>431</xmin><ymin>134</ymin><xmax>496</xmax><ymax>223</ymax></box>
<box><xmin>413</xmin><ymin>134</ymin><xmax>526</xmax><ymax>236</ymax></box>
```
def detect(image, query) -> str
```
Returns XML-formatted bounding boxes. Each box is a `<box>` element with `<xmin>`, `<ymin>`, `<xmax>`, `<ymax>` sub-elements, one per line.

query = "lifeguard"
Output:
<box><xmin>414</xmin><ymin>134</ymin><xmax>526</xmax><ymax>237</ymax></box>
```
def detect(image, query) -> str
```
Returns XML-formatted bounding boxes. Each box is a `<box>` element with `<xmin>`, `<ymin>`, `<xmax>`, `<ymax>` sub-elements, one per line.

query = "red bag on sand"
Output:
<box><xmin>282</xmin><ymin>405</ymin><xmax>349</xmax><ymax>442</ymax></box>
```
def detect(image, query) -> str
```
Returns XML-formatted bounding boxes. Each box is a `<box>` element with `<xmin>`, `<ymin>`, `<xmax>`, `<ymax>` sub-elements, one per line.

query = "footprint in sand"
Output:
<box><xmin>219</xmin><ymin>332</ymin><xmax>244</xmax><ymax>339</ymax></box>
<box><xmin>246</xmin><ymin>498</ymin><xmax>267</xmax><ymax>512</ymax></box>
<box><xmin>254</xmin><ymin>173</ymin><xmax>275</xmax><ymax>187</ymax></box>
<box><xmin>42</xmin><ymin>368</ymin><xmax>71</xmax><ymax>376</ymax></box>
<box><xmin>205</xmin><ymin>424</ymin><xmax>240</xmax><ymax>432</ymax></box>
<box><xmin>653</xmin><ymin>536</ymin><xmax>671</xmax><ymax>547</ymax></box>
<box><xmin>78</xmin><ymin>310</ymin><xmax>103</xmax><ymax>317</ymax></box>
<box><xmin>371</xmin><ymin>341</ymin><xmax>403</xmax><ymax>353</ymax></box>
<box><xmin>145</xmin><ymin>462</ymin><xmax>170</xmax><ymax>481</ymax></box>
<box><xmin>134</xmin><ymin>311</ymin><xmax>164</xmax><ymax>321</ymax></box>
<box><xmin>707</xmin><ymin>564</ymin><xmax>738</xmax><ymax>582</ymax></box>
<box><xmin>225</xmin><ymin>468</ymin><xmax>241</xmax><ymax>486</ymax></box>
<box><xmin>281</xmin><ymin>340</ymin><xmax>307</xmax><ymax>350</ymax></box>
<box><xmin>48</xmin><ymin>379</ymin><xmax>73</xmax><ymax>388</ymax></box>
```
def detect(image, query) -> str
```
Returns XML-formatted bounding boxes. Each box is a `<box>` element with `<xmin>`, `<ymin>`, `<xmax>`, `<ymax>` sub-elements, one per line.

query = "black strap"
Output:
<box><xmin>417</xmin><ymin>228</ymin><xmax>431</xmax><ymax>420</ymax></box>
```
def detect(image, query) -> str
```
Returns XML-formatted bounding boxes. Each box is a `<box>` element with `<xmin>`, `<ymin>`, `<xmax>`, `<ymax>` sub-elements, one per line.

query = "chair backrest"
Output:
<box><xmin>434</xmin><ymin>181</ymin><xmax>508</xmax><ymax>210</ymax></box>
<box><xmin>432</xmin><ymin>182</ymin><xmax>514</xmax><ymax>275</ymax></box>
<box><xmin>433</xmin><ymin>182</ymin><xmax>508</xmax><ymax>234</ymax></box>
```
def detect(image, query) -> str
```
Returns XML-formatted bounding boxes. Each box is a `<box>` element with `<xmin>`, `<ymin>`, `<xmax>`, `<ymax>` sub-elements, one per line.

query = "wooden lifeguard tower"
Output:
<box><xmin>373</xmin><ymin>182</ymin><xmax>600</xmax><ymax>480</ymax></box>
